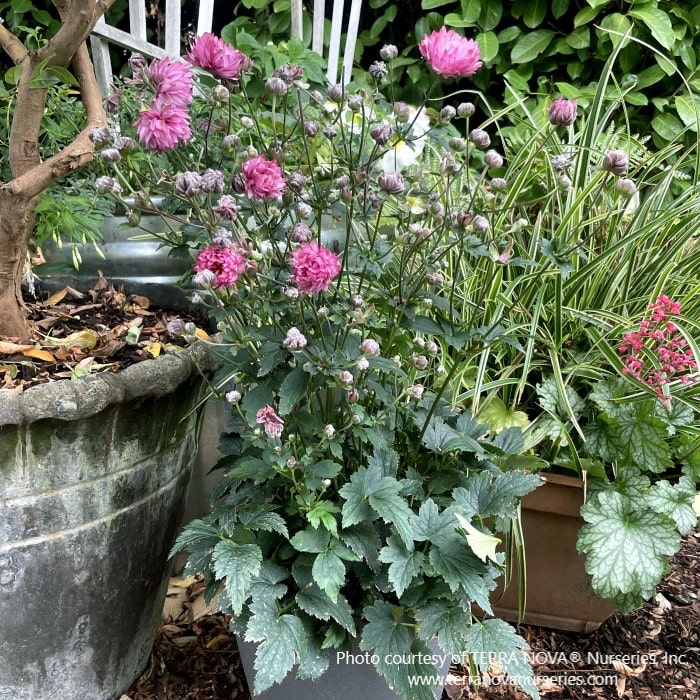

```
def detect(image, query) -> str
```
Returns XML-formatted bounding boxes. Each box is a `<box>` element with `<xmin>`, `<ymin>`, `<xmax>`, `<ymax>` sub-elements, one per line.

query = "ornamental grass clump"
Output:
<box><xmin>94</xmin><ymin>26</ymin><xmax>700</xmax><ymax>699</ymax></box>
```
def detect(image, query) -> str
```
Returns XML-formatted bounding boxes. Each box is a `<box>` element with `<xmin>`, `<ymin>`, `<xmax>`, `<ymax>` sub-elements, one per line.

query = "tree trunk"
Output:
<box><xmin>0</xmin><ymin>190</ymin><xmax>36</xmax><ymax>340</ymax></box>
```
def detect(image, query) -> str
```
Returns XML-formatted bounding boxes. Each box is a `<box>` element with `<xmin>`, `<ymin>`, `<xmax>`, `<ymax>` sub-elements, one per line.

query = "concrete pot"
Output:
<box><xmin>491</xmin><ymin>473</ymin><xmax>616</xmax><ymax>633</ymax></box>
<box><xmin>0</xmin><ymin>344</ymin><xmax>212</xmax><ymax>699</ymax></box>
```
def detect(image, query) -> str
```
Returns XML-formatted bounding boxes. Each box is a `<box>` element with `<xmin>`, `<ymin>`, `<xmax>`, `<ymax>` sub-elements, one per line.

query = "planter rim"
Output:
<box><xmin>0</xmin><ymin>340</ymin><xmax>215</xmax><ymax>426</ymax></box>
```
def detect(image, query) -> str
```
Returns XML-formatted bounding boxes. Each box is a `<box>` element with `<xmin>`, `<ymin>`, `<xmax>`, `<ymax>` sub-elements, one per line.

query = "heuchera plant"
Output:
<box><xmin>94</xmin><ymin>24</ymin><xmax>700</xmax><ymax>699</ymax></box>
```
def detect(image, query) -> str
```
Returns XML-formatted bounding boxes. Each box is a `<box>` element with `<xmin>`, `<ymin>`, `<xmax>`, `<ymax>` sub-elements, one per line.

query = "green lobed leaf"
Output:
<box><xmin>296</xmin><ymin>583</ymin><xmax>357</xmax><ymax>635</ymax></box>
<box><xmin>212</xmin><ymin>540</ymin><xmax>262</xmax><ymax>615</ymax></box>
<box><xmin>378</xmin><ymin>536</ymin><xmax>425</xmax><ymax>597</ymax></box>
<box><xmin>312</xmin><ymin>549</ymin><xmax>347</xmax><ymax>602</ymax></box>
<box><xmin>453</xmin><ymin>470</ymin><xmax>543</xmax><ymax>519</ymax></box>
<box><xmin>237</xmin><ymin>505</ymin><xmax>289</xmax><ymax>537</ymax></box>
<box><xmin>415</xmin><ymin>599</ymin><xmax>468</xmax><ymax>656</ymax></box>
<box><xmin>578</xmin><ymin>491</ymin><xmax>680</xmax><ymax>611</ymax></box>
<box><xmin>643</xmin><ymin>477</ymin><xmax>698</xmax><ymax>535</ymax></box>
<box><xmin>413</xmin><ymin>498</ymin><xmax>455</xmax><ymax>547</ymax></box>
<box><xmin>464</xmin><ymin>619</ymin><xmax>539</xmax><ymax>700</ymax></box>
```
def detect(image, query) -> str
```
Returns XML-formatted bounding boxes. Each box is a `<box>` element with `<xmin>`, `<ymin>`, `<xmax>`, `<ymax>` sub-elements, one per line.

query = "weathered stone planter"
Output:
<box><xmin>491</xmin><ymin>473</ymin><xmax>616</xmax><ymax>633</ymax></box>
<box><xmin>0</xmin><ymin>345</ymin><xmax>212</xmax><ymax>699</ymax></box>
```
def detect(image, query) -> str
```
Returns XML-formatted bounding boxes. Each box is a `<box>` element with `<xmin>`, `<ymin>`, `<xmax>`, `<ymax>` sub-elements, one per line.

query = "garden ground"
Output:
<box><xmin>123</xmin><ymin>531</ymin><xmax>699</xmax><ymax>700</ymax></box>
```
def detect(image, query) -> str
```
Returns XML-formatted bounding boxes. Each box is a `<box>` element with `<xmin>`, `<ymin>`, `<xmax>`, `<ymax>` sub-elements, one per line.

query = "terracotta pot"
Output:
<box><xmin>490</xmin><ymin>473</ymin><xmax>616</xmax><ymax>633</ymax></box>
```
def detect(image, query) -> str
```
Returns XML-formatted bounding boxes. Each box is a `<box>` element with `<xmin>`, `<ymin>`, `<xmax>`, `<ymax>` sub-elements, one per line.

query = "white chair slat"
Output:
<box><xmin>326</xmin><ymin>0</ymin><xmax>345</xmax><ymax>86</ymax></box>
<box><xmin>91</xmin><ymin>0</ymin><xmax>363</xmax><ymax>92</ymax></box>
<box><xmin>128</xmin><ymin>0</ymin><xmax>147</xmax><ymax>42</ymax></box>
<box><xmin>164</xmin><ymin>0</ymin><xmax>181</xmax><ymax>56</ymax></box>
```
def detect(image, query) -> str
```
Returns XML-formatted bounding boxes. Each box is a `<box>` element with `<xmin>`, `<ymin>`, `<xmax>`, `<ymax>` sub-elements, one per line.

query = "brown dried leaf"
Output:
<box><xmin>43</xmin><ymin>288</ymin><xmax>68</xmax><ymax>307</ymax></box>
<box><xmin>22</xmin><ymin>348</ymin><xmax>55</xmax><ymax>362</ymax></box>
<box><xmin>0</xmin><ymin>341</ymin><xmax>33</xmax><ymax>354</ymax></box>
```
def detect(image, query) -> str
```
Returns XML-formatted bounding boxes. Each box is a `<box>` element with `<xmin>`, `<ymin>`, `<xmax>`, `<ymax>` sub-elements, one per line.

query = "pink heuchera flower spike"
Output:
<box><xmin>186</xmin><ymin>33</ymin><xmax>251</xmax><ymax>81</ymax></box>
<box><xmin>290</xmin><ymin>241</ymin><xmax>342</xmax><ymax>294</ymax></box>
<box><xmin>419</xmin><ymin>27</ymin><xmax>482</xmax><ymax>79</ymax></box>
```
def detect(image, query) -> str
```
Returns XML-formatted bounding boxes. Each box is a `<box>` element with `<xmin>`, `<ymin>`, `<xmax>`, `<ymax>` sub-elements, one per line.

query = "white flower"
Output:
<box><xmin>410</xmin><ymin>384</ymin><xmax>425</xmax><ymax>399</ymax></box>
<box><xmin>356</xmin><ymin>356</ymin><xmax>369</xmax><ymax>371</ymax></box>
<box><xmin>378</xmin><ymin>106</ymin><xmax>431</xmax><ymax>172</ymax></box>
<box><xmin>324</xmin><ymin>424</ymin><xmax>336</xmax><ymax>438</ymax></box>
<box><xmin>360</xmin><ymin>338</ymin><xmax>381</xmax><ymax>355</ymax></box>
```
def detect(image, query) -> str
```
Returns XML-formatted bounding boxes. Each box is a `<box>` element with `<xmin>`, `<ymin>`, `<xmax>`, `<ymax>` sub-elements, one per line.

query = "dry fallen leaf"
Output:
<box><xmin>0</xmin><ymin>341</ymin><xmax>33</xmax><ymax>354</ymax></box>
<box><xmin>22</xmin><ymin>348</ymin><xmax>55</xmax><ymax>362</ymax></box>
<box><xmin>43</xmin><ymin>288</ymin><xmax>68</xmax><ymax>307</ymax></box>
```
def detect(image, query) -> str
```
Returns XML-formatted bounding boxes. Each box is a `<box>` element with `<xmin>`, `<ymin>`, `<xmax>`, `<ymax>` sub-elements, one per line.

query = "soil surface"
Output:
<box><xmin>122</xmin><ymin>531</ymin><xmax>699</xmax><ymax>700</ymax></box>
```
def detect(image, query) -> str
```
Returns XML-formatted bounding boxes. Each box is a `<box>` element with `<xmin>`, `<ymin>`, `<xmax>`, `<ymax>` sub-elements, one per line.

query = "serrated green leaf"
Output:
<box><xmin>213</xmin><ymin>540</ymin><xmax>262</xmax><ymax>615</ymax></box>
<box><xmin>247</xmin><ymin>605</ymin><xmax>308</xmax><ymax>692</ymax></box>
<box><xmin>615</xmin><ymin>410</ymin><xmax>673</xmax><ymax>473</ymax></box>
<box><xmin>379</xmin><ymin>535</ymin><xmax>425</xmax><ymax>597</ymax></box>
<box><xmin>341</xmin><ymin>522</ymin><xmax>382</xmax><ymax>571</ymax></box>
<box><xmin>278</xmin><ymin>366</ymin><xmax>309</xmax><ymax>415</ymax></box>
<box><xmin>237</xmin><ymin>505</ymin><xmax>289</xmax><ymax>537</ymax></box>
<box><xmin>464</xmin><ymin>619</ymin><xmax>539</xmax><ymax>699</ymax></box>
<box><xmin>170</xmin><ymin>518</ymin><xmax>221</xmax><ymax>556</ymax></box>
<box><xmin>361</xmin><ymin>602</ymin><xmax>439</xmax><ymax>700</ymax></box>
<box><xmin>367</xmin><ymin>445</ymin><xmax>400</xmax><ymax>478</ymax></box>
<box><xmin>454</xmin><ymin>470</ymin><xmax>543</xmax><ymax>519</ymax></box>
<box><xmin>296</xmin><ymin>584</ymin><xmax>357</xmax><ymax>634</ymax></box>
<box><xmin>422</xmin><ymin>416</ymin><xmax>460</xmax><ymax>452</ymax></box>
<box><xmin>428</xmin><ymin>535</ymin><xmax>492</xmax><ymax>611</ymax></box>
<box><xmin>306</xmin><ymin>501</ymin><xmax>340</xmax><ymax>536</ymax></box>
<box><xmin>312</xmin><ymin>549</ymin><xmax>346</xmax><ymax>602</ymax></box>
<box><xmin>578</xmin><ymin>491</ymin><xmax>680</xmax><ymax>611</ymax></box>
<box><xmin>413</xmin><ymin>499</ymin><xmax>455</xmax><ymax>547</ymax></box>
<box><xmin>415</xmin><ymin>600</ymin><xmax>468</xmax><ymax>656</ymax></box>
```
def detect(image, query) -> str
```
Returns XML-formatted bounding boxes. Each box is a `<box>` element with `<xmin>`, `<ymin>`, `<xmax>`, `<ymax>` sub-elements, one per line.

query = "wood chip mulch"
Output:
<box><xmin>123</xmin><ymin>531</ymin><xmax>699</xmax><ymax>700</ymax></box>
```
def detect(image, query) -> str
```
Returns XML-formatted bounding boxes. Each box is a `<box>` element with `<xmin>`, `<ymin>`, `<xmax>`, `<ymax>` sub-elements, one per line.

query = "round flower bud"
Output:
<box><xmin>338</xmin><ymin>370</ymin><xmax>354</xmax><ymax>388</ymax></box>
<box><xmin>356</xmin><ymin>356</ymin><xmax>369</xmax><ymax>371</ymax></box>
<box><xmin>288</xmin><ymin>171</ymin><xmax>307</xmax><ymax>191</ymax></box>
<box><xmin>380</xmin><ymin>44</ymin><xmax>398</xmax><ymax>61</ymax></box>
<box><xmin>469</xmin><ymin>128</ymin><xmax>490</xmax><ymax>149</ymax></box>
<box><xmin>223</xmin><ymin>134</ymin><xmax>241</xmax><ymax>150</ymax></box>
<box><xmin>410</xmin><ymin>384</ymin><xmax>425</xmax><ymax>399</ymax></box>
<box><xmin>214</xmin><ymin>195</ymin><xmax>239</xmax><ymax>220</ymax></box>
<box><xmin>225</xmin><ymin>390</ymin><xmax>242</xmax><ymax>404</ymax></box>
<box><xmin>231</xmin><ymin>172</ymin><xmax>247</xmax><ymax>194</ymax></box>
<box><xmin>360</xmin><ymin>338</ymin><xmax>380</xmax><ymax>356</ymax></box>
<box><xmin>265</xmin><ymin>76</ymin><xmax>288</xmax><ymax>96</ymax></box>
<box><xmin>456</xmin><ymin>211</ymin><xmax>472</xmax><ymax>227</ymax></box>
<box><xmin>240</xmin><ymin>115</ymin><xmax>255</xmax><ymax>129</ymax></box>
<box><xmin>211</xmin><ymin>84</ymin><xmax>230</xmax><ymax>104</ymax></box>
<box><xmin>379</xmin><ymin>171</ymin><xmax>405</xmax><ymax>195</ymax></box>
<box><xmin>490</xmin><ymin>177</ymin><xmax>508</xmax><ymax>191</ymax></box>
<box><xmin>550</xmin><ymin>154</ymin><xmax>570</xmax><ymax>171</ymax></box>
<box><xmin>128</xmin><ymin>53</ymin><xmax>148</xmax><ymax>75</ymax></box>
<box><xmin>615</xmin><ymin>177</ymin><xmax>638</xmax><ymax>198</ymax></box>
<box><xmin>175</xmin><ymin>171</ymin><xmax>203</xmax><ymax>197</ymax></box>
<box><xmin>393</xmin><ymin>101</ymin><xmax>410</xmax><ymax>122</ymax></box>
<box><xmin>484</xmin><ymin>150</ymin><xmax>504</xmax><ymax>168</ymax></box>
<box><xmin>371</xmin><ymin>123</ymin><xmax>393</xmax><ymax>146</ymax></box>
<box><xmin>602</xmin><ymin>149</ymin><xmax>629</xmax><ymax>176</ymax></box>
<box><xmin>193</xmin><ymin>269</ymin><xmax>217</xmax><ymax>287</ymax></box>
<box><xmin>347</xmin><ymin>95</ymin><xmax>363</xmax><ymax>112</ymax></box>
<box><xmin>328</xmin><ymin>84</ymin><xmax>344</xmax><ymax>102</ymax></box>
<box><xmin>304</xmin><ymin>120</ymin><xmax>320</xmax><ymax>137</ymax></box>
<box><xmin>472</xmin><ymin>214</ymin><xmax>490</xmax><ymax>233</ymax></box>
<box><xmin>296</xmin><ymin>202</ymin><xmax>312</xmax><ymax>218</ymax></box>
<box><xmin>103</xmin><ymin>89</ymin><xmax>121</xmax><ymax>114</ymax></box>
<box><xmin>439</xmin><ymin>105</ymin><xmax>456</xmax><ymax>122</ymax></box>
<box><xmin>346</xmin><ymin>389</ymin><xmax>360</xmax><ymax>403</ymax></box>
<box><xmin>310</xmin><ymin>90</ymin><xmax>324</xmax><ymax>104</ymax></box>
<box><xmin>166</xmin><ymin>318</ymin><xmax>184</xmax><ymax>334</ymax></box>
<box><xmin>369</xmin><ymin>61</ymin><xmax>388</xmax><ymax>80</ymax></box>
<box><xmin>322</xmin><ymin>478</ymin><xmax>332</xmax><ymax>487</ymax></box>
<box><xmin>558</xmin><ymin>174</ymin><xmax>573</xmax><ymax>191</ymax></box>
<box><xmin>100</xmin><ymin>148</ymin><xmax>121</xmax><ymax>163</ymax></box>
<box><xmin>94</xmin><ymin>176</ymin><xmax>120</xmax><ymax>195</ymax></box>
<box><xmin>290</xmin><ymin>222</ymin><xmax>312</xmax><ymax>242</ymax></box>
<box><xmin>548</xmin><ymin>98</ymin><xmax>578</xmax><ymax>126</ymax></box>
<box><xmin>412</xmin><ymin>355</ymin><xmax>429</xmax><ymax>370</ymax></box>
<box><xmin>201</xmin><ymin>169</ymin><xmax>225</xmax><ymax>193</ymax></box>
<box><xmin>190</xmin><ymin>292</ymin><xmax>204</xmax><ymax>304</ymax></box>
<box><xmin>424</xmin><ymin>340</ymin><xmax>439</xmax><ymax>355</ymax></box>
<box><xmin>89</xmin><ymin>126</ymin><xmax>111</xmax><ymax>146</ymax></box>
<box><xmin>340</xmin><ymin>186</ymin><xmax>353</xmax><ymax>203</ymax></box>
<box><xmin>284</xmin><ymin>286</ymin><xmax>300</xmax><ymax>300</ymax></box>
<box><xmin>212</xmin><ymin>228</ymin><xmax>233</xmax><ymax>247</ymax></box>
<box><xmin>283</xmin><ymin>326</ymin><xmax>308</xmax><ymax>350</ymax></box>
<box><xmin>449</xmin><ymin>137</ymin><xmax>466</xmax><ymax>152</ymax></box>
<box><xmin>324</xmin><ymin>126</ymin><xmax>338</xmax><ymax>139</ymax></box>
<box><xmin>457</xmin><ymin>102</ymin><xmax>475</xmax><ymax>117</ymax></box>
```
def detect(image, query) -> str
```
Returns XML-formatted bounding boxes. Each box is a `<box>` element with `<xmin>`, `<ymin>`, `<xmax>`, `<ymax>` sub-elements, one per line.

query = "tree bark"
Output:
<box><xmin>0</xmin><ymin>191</ymin><xmax>36</xmax><ymax>339</ymax></box>
<box><xmin>0</xmin><ymin>0</ymin><xmax>115</xmax><ymax>340</ymax></box>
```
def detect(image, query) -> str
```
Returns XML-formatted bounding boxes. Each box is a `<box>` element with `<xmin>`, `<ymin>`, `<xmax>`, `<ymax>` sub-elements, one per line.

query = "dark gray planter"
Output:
<box><xmin>0</xmin><ymin>345</ymin><xmax>212</xmax><ymax>699</ymax></box>
<box><xmin>236</xmin><ymin>636</ymin><xmax>449</xmax><ymax>700</ymax></box>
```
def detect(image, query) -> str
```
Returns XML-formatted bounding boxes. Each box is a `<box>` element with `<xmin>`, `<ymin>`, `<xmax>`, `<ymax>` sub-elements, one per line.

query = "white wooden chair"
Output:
<box><xmin>90</xmin><ymin>0</ymin><xmax>363</xmax><ymax>92</ymax></box>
